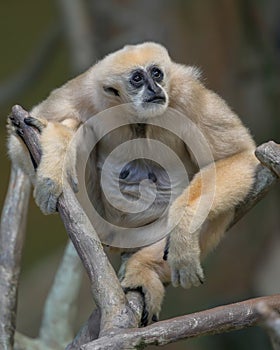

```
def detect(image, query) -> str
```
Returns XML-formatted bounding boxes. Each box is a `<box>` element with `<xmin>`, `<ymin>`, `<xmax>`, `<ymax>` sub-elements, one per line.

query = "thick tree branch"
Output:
<box><xmin>255</xmin><ymin>141</ymin><xmax>280</xmax><ymax>177</ymax></box>
<box><xmin>39</xmin><ymin>240</ymin><xmax>83</xmax><ymax>348</ymax></box>
<box><xmin>82</xmin><ymin>295</ymin><xmax>280</xmax><ymax>350</ymax></box>
<box><xmin>0</xmin><ymin>167</ymin><xmax>31</xmax><ymax>350</ymax></box>
<box><xmin>67</xmin><ymin>290</ymin><xmax>144</xmax><ymax>349</ymax></box>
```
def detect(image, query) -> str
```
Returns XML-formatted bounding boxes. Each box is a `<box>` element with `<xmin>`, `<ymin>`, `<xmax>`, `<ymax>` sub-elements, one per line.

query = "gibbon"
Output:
<box><xmin>8</xmin><ymin>42</ymin><xmax>258</xmax><ymax>325</ymax></box>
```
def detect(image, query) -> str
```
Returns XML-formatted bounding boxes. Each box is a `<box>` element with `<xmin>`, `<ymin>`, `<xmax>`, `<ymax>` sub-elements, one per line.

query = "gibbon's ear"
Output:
<box><xmin>103</xmin><ymin>86</ymin><xmax>120</xmax><ymax>97</ymax></box>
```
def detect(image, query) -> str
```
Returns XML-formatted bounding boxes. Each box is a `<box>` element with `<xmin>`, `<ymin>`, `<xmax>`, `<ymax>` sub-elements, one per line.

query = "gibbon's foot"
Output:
<box><xmin>121</xmin><ymin>266</ymin><xmax>164</xmax><ymax>326</ymax></box>
<box><xmin>34</xmin><ymin>172</ymin><xmax>77</xmax><ymax>215</ymax></box>
<box><xmin>29</xmin><ymin>118</ymin><xmax>78</xmax><ymax>215</ymax></box>
<box><xmin>123</xmin><ymin>286</ymin><xmax>160</xmax><ymax>327</ymax></box>
<box><xmin>34</xmin><ymin>176</ymin><xmax>61</xmax><ymax>214</ymax></box>
<box><xmin>34</xmin><ymin>160</ymin><xmax>78</xmax><ymax>215</ymax></box>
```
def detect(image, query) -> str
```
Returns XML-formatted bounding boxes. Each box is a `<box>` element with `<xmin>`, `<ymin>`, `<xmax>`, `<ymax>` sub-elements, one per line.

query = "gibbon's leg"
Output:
<box><xmin>166</xmin><ymin>150</ymin><xmax>259</xmax><ymax>289</ymax></box>
<box><xmin>120</xmin><ymin>239</ymin><xmax>170</xmax><ymax>326</ymax></box>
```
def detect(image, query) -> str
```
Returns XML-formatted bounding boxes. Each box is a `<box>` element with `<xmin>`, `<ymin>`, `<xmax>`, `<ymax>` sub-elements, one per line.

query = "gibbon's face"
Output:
<box><xmin>125</xmin><ymin>64</ymin><xmax>169</xmax><ymax>118</ymax></box>
<box><xmin>103</xmin><ymin>64</ymin><xmax>169</xmax><ymax>119</ymax></box>
<box><xmin>100</xmin><ymin>43</ymin><xmax>170</xmax><ymax>119</ymax></box>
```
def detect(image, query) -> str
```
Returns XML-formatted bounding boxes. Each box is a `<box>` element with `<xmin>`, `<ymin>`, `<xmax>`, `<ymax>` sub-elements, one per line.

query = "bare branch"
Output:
<box><xmin>255</xmin><ymin>141</ymin><xmax>280</xmax><ymax>177</ymax></box>
<box><xmin>67</xmin><ymin>289</ymin><xmax>144</xmax><ymax>349</ymax></box>
<box><xmin>66</xmin><ymin>309</ymin><xmax>101</xmax><ymax>350</ymax></box>
<box><xmin>82</xmin><ymin>295</ymin><xmax>280</xmax><ymax>350</ymax></box>
<box><xmin>15</xmin><ymin>332</ymin><xmax>43</xmax><ymax>350</ymax></box>
<box><xmin>0</xmin><ymin>167</ymin><xmax>31</xmax><ymax>349</ymax></box>
<box><xmin>39</xmin><ymin>241</ymin><xmax>83</xmax><ymax>348</ymax></box>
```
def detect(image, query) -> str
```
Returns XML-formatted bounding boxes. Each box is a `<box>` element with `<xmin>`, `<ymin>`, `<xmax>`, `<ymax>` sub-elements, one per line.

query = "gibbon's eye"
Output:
<box><xmin>130</xmin><ymin>70</ymin><xmax>145</xmax><ymax>87</ymax></box>
<box><xmin>151</xmin><ymin>67</ymin><xmax>164</xmax><ymax>82</ymax></box>
<box><xmin>103</xmin><ymin>86</ymin><xmax>120</xmax><ymax>97</ymax></box>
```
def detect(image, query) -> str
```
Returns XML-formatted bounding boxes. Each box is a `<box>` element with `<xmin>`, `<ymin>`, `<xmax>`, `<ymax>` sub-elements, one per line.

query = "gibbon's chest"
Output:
<box><xmin>95</xmin><ymin>124</ymin><xmax>196</xmax><ymax>227</ymax></box>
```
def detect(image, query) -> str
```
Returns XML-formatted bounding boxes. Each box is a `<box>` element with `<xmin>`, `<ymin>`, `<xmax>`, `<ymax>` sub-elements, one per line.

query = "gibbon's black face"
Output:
<box><xmin>129</xmin><ymin>66</ymin><xmax>165</xmax><ymax>103</ymax></box>
<box><xmin>127</xmin><ymin>65</ymin><xmax>169</xmax><ymax>118</ymax></box>
<box><xmin>103</xmin><ymin>63</ymin><xmax>169</xmax><ymax>119</ymax></box>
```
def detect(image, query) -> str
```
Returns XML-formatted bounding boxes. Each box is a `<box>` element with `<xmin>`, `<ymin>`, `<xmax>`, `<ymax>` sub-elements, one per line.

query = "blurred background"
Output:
<box><xmin>0</xmin><ymin>1</ymin><xmax>280</xmax><ymax>349</ymax></box>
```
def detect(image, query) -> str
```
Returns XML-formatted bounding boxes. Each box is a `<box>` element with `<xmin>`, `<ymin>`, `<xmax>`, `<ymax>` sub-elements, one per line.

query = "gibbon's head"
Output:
<box><xmin>91</xmin><ymin>42</ymin><xmax>171</xmax><ymax>119</ymax></box>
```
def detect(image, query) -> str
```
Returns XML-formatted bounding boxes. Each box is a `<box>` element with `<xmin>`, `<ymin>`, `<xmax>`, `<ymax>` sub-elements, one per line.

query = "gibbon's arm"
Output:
<box><xmin>8</xmin><ymin>77</ymin><xmax>86</xmax><ymax>214</ymax></box>
<box><xmin>165</xmin><ymin>64</ymin><xmax>259</xmax><ymax>288</ymax></box>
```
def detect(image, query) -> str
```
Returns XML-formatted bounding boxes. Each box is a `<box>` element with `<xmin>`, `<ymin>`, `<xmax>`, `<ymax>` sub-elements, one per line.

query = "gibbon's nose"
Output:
<box><xmin>147</xmin><ymin>77</ymin><xmax>161</xmax><ymax>96</ymax></box>
<box><xmin>145</xmin><ymin>80</ymin><xmax>166</xmax><ymax>104</ymax></box>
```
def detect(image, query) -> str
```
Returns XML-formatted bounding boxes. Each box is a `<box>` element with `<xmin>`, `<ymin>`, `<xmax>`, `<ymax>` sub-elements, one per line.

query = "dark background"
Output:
<box><xmin>0</xmin><ymin>1</ymin><xmax>280</xmax><ymax>349</ymax></box>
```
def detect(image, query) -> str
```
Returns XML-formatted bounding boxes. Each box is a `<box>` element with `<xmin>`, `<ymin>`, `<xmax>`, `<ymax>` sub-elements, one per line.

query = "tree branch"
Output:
<box><xmin>0</xmin><ymin>167</ymin><xmax>31</xmax><ymax>349</ymax></box>
<box><xmin>39</xmin><ymin>240</ymin><xmax>83</xmax><ymax>348</ymax></box>
<box><xmin>82</xmin><ymin>295</ymin><xmax>280</xmax><ymax>350</ymax></box>
<box><xmin>255</xmin><ymin>141</ymin><xmax>280</xmax><ymax>177</ymax></box>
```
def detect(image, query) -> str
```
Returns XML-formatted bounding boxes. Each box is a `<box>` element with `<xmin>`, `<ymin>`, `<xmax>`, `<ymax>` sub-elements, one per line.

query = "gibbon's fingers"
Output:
<box><xmin>24</xmin><ymin>116</ymin><xmax>48</xmax><ymax>133</ymax></box>
<box><xmin>170</xmin><ymin>255</ymin><xmax>204</xmax><ymax>289</ymax></box>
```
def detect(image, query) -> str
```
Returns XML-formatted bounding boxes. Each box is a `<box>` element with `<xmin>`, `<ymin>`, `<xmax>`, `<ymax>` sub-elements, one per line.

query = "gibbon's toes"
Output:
<box><xmin>123</xmin><ymin>286</ymin><xmax>149</xmax><ymax>327</ymax></box>
<box><xmin>141</xmin><ymin>305</ymin><xmax>149</xmax><ymax>327</ymax></box>
<box><xmin>8</xmin><ymin>114</ymin><xmax>21</xmax><ymax>128</ymax></box>
<box><xmin>34</xmin><ymin>177</ymin><xmax>62</xmax><ymax>215</ymax></box>
<box><xmin>170</xmin><ymin>267</ymin><xmax>180</xmax><ymax>288</ymax></box>
<box><xmin>8</xmin><ymin>114</ymin><xmax>24</xmax><ymax>137</ymax></box>
<box><xmin>179</xmin><ymin>267</ymin><xmax>204</xmax><ymax>289</ymax></box>
<box><xmin>24</xmin><ymin>116</ymin><xmax>48</xmax><ymax>133</ymax></box>
<box><xmin>152</xmin><ymin>314</ymin><xmax>159</xmax><ymax>322</ymax></box>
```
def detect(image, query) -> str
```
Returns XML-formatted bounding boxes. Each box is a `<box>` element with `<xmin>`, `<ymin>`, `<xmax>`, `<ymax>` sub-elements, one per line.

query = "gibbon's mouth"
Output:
<box><xmin>144</xmin><ymin>96</ymin><xmax>166</xmax><ymax>104</ymax></box>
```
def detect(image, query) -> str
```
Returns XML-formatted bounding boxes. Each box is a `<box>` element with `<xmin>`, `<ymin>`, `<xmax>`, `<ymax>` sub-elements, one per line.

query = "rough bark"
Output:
<box><xmin>0</xmin><ymin>167</ymin><xmax>31</xmax><ymax>349</ymax></box>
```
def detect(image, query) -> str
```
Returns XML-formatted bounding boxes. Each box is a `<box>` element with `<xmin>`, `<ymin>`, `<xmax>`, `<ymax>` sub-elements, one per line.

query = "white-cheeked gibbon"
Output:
<box><xmin>8</xmin><ymin>42</ymin><xmax>258</xmax><ymax>325</ymax></box>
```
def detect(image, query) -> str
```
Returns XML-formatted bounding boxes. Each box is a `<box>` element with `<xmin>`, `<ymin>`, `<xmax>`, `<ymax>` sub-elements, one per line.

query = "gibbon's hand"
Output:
<box><xmin>166</xmin><ymin>230</ymin><xmax>204</xmax><ymax>289</ymax></box>
<box><xmin>164</xmin><ymin>199</ymin><xmax>204</xmax><ymax>289</ymax></box>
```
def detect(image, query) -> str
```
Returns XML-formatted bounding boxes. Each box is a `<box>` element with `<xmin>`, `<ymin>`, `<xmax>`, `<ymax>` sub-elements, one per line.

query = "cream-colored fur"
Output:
<box><xmin>7</xmin><ymin>42</ymin><xmax>258</xmax><ymax>324</ymax></box>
